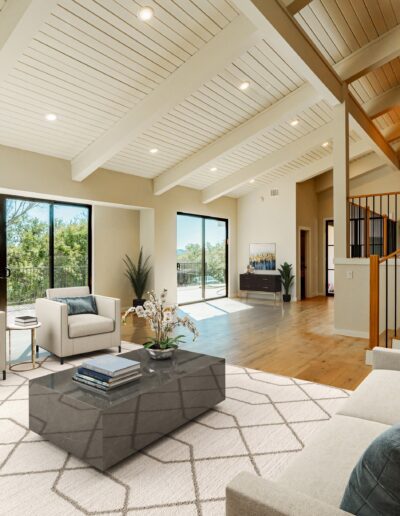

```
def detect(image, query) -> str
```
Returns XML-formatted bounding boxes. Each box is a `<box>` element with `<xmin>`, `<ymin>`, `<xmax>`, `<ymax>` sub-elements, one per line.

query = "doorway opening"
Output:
<box><xmin>300</xmin><ymin>229</ymin><xmax>309</xmax><ymax>300</ymax></box>
<box><xmin>326</xmin><ymin>220</ymin><xmax>334</xmax><ymax>296</ymax></box>
<box><xmin>176</xmin><ymin>213</ymin><xmax>228</xmax><ymax>305</ymax></box>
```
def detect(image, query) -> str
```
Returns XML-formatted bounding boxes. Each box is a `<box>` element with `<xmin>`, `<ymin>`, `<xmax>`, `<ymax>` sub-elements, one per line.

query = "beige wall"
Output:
<box><xmin>0</xmin><ymin>144</ymin><xmax>237</xmax><ymax>304</ymax></box>
<box><xmin>93</xmin><ymin>205</ymin><xmax>140</xmax><ymax>309</ymax></box>
<box><xmin>296</xmin><ymin>180</ymin><xmax>319</xmax><ymax>298</ymax></box>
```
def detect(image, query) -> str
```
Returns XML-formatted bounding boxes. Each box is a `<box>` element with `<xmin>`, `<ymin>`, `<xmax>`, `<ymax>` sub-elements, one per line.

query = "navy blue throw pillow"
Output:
<box><xmin>340</xmin><ymin>424</ymin><xmax>400</xmax><ymax>515</ymax></box>
<box><xmin>53</xmin><ymin>295</ymin><xmax>98</xmax><ymax>316</ymax></box>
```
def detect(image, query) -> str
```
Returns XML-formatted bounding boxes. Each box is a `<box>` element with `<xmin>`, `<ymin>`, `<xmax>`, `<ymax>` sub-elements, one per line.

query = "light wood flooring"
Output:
<box><xmin>121</xmin><ymin>296</ymin><xmax>371</xmax><ymax>390</ymax></box>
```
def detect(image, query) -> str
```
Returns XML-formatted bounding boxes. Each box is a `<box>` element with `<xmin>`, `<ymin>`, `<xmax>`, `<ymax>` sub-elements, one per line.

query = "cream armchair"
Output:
<box><xmin>0</xmin><ymin>311</ymin><xmax>5</xmax><ymax>380</ymax></box>
<box><xmin>36</xmin><ymin>287</ymin><xmax>121</xmax><ymax>364</ymax></box>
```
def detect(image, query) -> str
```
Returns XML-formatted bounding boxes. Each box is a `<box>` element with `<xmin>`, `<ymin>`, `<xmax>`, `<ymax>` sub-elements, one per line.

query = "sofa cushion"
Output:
<box><xmin>340</xmin><ymin>424</ymin><xmax>400</xmax><ymax>515</ymax></box>
<box><xmin>278</xmin><ymin>414</ymin><xmax>389</xmax><ymax>507</ymax></box>
<box><xmin>338</xmin><ymin>369</ymin><xmax>400</xmax><ymax>426</ymax></box>
<box><xmin>68</xmin><ymin>314</ymin><xmax>114</xmax><ymax>338</ymax></box>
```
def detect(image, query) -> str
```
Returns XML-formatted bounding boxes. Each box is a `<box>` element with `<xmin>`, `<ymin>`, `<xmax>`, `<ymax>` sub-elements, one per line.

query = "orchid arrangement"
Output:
<box><xmin>122</xmin><ymin>289</ymin><xmax>199</xmax><ymax>350</ymax></box>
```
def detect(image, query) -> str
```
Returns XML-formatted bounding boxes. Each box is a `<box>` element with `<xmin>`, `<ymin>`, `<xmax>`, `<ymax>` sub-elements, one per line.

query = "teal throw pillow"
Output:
<box><xmin>53</xmin><ymin>295</ymin><xmax>98</xmax><ymax>316</ymax></box>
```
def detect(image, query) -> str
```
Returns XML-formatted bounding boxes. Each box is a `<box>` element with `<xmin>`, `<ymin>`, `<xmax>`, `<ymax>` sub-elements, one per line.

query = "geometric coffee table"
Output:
<box><xmin>29</xmin><ymin>348</ymin><xmax>225</xmax><ymax>470</ymax></box>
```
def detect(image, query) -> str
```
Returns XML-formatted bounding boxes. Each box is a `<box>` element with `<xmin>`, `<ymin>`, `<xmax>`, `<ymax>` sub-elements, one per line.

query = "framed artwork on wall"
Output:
<box><xmin>249</xmin><ymin>243</ymin><xmax>276</xmax><ymax>271</ymax></box>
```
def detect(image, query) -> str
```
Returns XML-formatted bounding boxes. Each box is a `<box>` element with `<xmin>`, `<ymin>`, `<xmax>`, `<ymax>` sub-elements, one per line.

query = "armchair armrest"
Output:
<box><xmin>35</xmin><ymin>298</ymin><xmax>68</xmax><ymax>357</ymax></box>
<box><xmin>372</xmin><ymin>347</ymin><xmax>400</xmax><ymax>371</ymax></box>
<box><xmin>95</xmin><ymin>295</ymin><xmax>120</xmax><ymax>321</ymax></box>
<box><xmin>226</xmin><ymin>473</ymin><xmax>350</xmax><ymax>516</ymax></box>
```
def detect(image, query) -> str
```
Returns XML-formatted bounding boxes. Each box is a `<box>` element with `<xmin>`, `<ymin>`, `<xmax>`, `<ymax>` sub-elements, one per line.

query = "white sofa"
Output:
<box><xmin>226</xmin><ymin>347</ymin><xmax>400</xmax><ymax>516</ymax></box>
<box><xmin>0</xmin><ymin>311</ymin><xmax>5</xmax><ymax>380</ymax></box>
<box><xmin>36</xmin><ymin>287</ymin><xmax>121</xmax><ymax>364</ymax></box>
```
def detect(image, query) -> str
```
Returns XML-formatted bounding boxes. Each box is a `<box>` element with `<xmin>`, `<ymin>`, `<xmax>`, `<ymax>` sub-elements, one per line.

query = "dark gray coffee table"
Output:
<box><xmin>29</xmin><ymin>349</ymin><xmax>225</xmax><ymax>470</ymax></box>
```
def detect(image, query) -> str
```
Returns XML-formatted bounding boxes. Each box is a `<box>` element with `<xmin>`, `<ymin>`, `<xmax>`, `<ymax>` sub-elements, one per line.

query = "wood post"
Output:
<box><xmin>370</xmin><ymin>255</ymin><xmax>380</xmax><ymax>349</ymax></box>
<box><xmin>365</xmin><ymin>207</ymin><xmax>370</xmax><ymax>258</ymax></box>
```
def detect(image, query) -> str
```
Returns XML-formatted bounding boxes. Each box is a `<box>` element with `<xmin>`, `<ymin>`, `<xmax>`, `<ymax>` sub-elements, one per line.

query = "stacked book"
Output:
<box><xmin>73</xmin><ymin>355</ymin><xmax>141</xmax><ymax>392</ymax></box>
<box><xmin>14</xmin><ymin>315</ymin><xmax>38</xmax><ymax>327</ymax></box>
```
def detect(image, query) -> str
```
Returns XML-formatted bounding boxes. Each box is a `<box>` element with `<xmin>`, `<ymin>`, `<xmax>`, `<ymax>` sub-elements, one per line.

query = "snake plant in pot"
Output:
<box><xmin>123</xmin><ymin>247</ymin><xmax>151</xmax><ymax>307</ymax></box>
<box><xmin>278</xmin><ymin>262</ymin><xmax>295</xmax><ymax>302</ymax></box>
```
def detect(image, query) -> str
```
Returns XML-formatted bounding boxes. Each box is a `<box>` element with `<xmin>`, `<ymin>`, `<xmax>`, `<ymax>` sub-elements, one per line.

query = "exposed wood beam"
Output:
<box><xmin>71</xmin><ymin>15</ymin><xmax>259</xmax><ymax>182</ymax></box>
<box><xmin>232</xmin><ymin>0</ymin><xmax>343</xmax><ymax>104</ymax></box>
<box><xmin>281</xmin><ymin>0</ymin><xmax>312</xmax><ymax>15</ymax></box>
<box><xmin>202</xmin><ymin>122</ymin><xmax>334</xmax><ymax>203</ymax></box>
<box><xmin>348</xmin><ymin>93</ymin><xmax>399</xmax><ymax>170</ymax></box>
<box><xmin>381</xmin><ymin>122</ymin><xmax>400</xmax><ymax>143</ymax></box>
<box><xmin>153</xmin><ymin>83</ymin><xmax>319</xmax><ymax>195</ymax></box>
<box><xmin>333</xmin><ymin>25</ymin><xmax>400</xmax><ymax>83</ymax></box>
<box><xmin>0</xmin><ymin>0</ymin><xmax>58</xmax><ymax>87</ymax></box>
<box><xmin>364</xmin><ymin>86</ymin><xmax>400</xmax><ymax>119</ymax></box>
<box><xmin>294</xmin><ymin>139</ymin><xmax>372</xmax><ymax>183</ymax></box>
<box><xmin>232</xmin><ymin>0</ymin><xmax>399</xmax><ymax>172</ymax></box>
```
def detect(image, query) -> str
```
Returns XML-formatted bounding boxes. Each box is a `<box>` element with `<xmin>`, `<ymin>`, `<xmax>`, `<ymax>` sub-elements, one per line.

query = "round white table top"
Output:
<box><xmin>7</xmin><ymin>321</ymin><xmax>42</xmax><ymax>331</ymax></box>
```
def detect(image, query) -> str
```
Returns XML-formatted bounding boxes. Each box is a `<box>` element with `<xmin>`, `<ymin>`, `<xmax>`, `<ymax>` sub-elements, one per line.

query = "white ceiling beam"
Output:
<box><xmin>294</xmin><ymin>139</ymin><xmax>372</xmax><ymax>183</ymax></box>
<box><xmin>363</xmin><ymin>86</ymin><xmax>400</xmax><ymax>119</ymax></box>
<box><xmin>71</xmin><ymin>15</ymin><xmax>259</xmax><ymax>182</ymax></box>
<box><xmin>202</xmin><ymin>122</ymin><xmax>334</xmax><ymax>203</ymax></box>
<box><xmin>153</xmin><ymin>83</ymin><xmax>319</xmax><ymax>195</ymax></box>
<box><xmin>0</xmin><ymin>0</ymin><xmax>58</xmax><ymax>88</ymax></box>
<box><xmin>333</xmin><ymin>25</ymin><xmax>400</xmax><ymax>83</ymax></box>
<box><xmin>232</xmin><ymin>0</ymin><xmax>399</xmax><ymax>172</ymax></box>
<box><xmin>232</xmin><ymin>0</ymin><xmax>343</xmax><ymax>105</ymax></box>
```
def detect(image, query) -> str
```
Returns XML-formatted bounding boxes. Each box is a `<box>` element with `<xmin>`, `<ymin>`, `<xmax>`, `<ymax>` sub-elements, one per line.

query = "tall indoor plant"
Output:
<box><xmin>279</xmin><ymin>262</ymin><xmax>295</xmax><ymax>302</ymax></box>
<box><xmin>123</xmin><ymin>247</ymin><xmax>151</xmax><ymax>307</ymax></box>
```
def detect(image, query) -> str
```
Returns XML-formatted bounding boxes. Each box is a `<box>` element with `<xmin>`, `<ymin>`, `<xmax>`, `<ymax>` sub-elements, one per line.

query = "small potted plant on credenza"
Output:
<box><xmin>278</xmin><ymin>262</ymin><xmax>295</xmax><ymax>302</ymax></box>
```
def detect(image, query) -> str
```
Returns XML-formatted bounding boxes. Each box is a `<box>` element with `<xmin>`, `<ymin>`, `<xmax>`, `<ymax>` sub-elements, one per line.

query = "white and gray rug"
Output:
<box><xmin>0</xmin><ymin>342</ymin><xmax>350</xmax><ymax>515</ymax></box>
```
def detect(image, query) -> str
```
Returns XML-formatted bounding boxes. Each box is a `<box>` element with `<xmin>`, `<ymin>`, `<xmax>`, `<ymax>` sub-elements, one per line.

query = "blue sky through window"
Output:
<box><xmin>177</xmin><ymin>214</ymin><xmax>226</xmax><ymax>251</ymax></box>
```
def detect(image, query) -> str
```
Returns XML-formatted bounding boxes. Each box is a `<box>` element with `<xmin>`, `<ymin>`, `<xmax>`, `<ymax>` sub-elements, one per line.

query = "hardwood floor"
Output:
<box><xmin>121</xmin><ymin>296</ymin><xmax>371</xmax><ymax>390</ymax></box>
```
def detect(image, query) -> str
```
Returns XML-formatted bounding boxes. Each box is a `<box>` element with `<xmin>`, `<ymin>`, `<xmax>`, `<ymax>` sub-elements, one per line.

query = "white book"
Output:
<box><xmin>82</xmin><ymin>354</ymin><xmax>141</xmax><ymax>377</ymax></box>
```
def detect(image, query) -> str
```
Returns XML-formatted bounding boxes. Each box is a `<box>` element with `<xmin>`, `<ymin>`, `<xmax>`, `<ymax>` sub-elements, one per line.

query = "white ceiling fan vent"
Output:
<box><xmin>270</xmin><ymin>188</ymin><xmax>279</xmax><ymax>197</ymax></box>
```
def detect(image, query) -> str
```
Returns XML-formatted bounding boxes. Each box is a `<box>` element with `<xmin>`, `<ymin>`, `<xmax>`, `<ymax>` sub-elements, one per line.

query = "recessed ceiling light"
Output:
<box><xmin>249</xmin><ymin>179</ymin><xmax>255</xmax><ymax>184</ymax></box>
<box><xmin>239</xmin><ymin>81</ymin><xmax>250</xmax><ymax>91</ymax></box>
<box><xmin>149</xmin><ymin>148</ymin><xmax>158</xmax><ymax>154</ymax></box>
<box><xmin>210</xmin><ymin>166</ymin><xmax>218</xmax><ymax>172</ymax></box>
<box><xmin>290</xmin><ymin>119</ymin><xmax>299</xmax><ymax>127</ymax></box>
<box><xmin>138</xmin><ymin>6</ymin><xmax>154</xmax><ymax>21</ymax></box>
<box><xmin>45</xmin><ymin>113</ymin><xmax>57</xmax><ymax>121</ymax></box>
<box><xmin>321</xmin><ymin>141</ymin><xmax>330</xmax><ymax>148</ymax></box>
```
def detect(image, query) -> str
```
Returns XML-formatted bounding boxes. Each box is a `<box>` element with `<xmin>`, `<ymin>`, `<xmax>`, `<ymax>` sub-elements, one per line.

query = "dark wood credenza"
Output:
<box><xmin>239</xmin><ymin>273</ymin><xmax>281</xmax><ymax>298</ymax></box>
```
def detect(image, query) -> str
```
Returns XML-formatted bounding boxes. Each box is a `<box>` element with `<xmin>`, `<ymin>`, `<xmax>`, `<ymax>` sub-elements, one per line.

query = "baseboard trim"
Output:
<box><xmin>334</xmin><ymin>327</ymin><xmax>369</xmax><ymax>339</ymax></box>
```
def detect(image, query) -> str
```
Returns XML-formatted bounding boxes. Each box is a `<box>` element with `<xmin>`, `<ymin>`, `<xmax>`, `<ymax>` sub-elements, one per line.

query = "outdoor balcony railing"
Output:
<box><xmin>7</xmin><ymin>265</ymin><xmax>88</xmax><ymax>305</ymax></box>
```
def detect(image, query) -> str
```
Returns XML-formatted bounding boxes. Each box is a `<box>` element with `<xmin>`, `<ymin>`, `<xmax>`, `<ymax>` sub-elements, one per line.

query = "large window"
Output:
<box><xmin>0</xmin><ymin>196</ymin><xmax>91</xmax><ymax>310</ymax></box>
<box><xmin>177</xmin><ymin>213</ymin><xmax>228</xmax><ymax>305</ymax></box>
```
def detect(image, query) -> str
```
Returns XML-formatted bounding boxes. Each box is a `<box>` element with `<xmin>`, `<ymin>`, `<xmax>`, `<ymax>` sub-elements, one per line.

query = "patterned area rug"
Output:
<box><xmin>0</xmin><ymin>342</ymin><xmax>350</xmax><ymax>515</ymax></box>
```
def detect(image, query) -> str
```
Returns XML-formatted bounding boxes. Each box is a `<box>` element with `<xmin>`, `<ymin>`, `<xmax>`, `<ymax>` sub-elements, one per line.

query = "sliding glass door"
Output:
<box><xmin>0</xmin><ymin>196</ymin><xmax>91</xmax><ymax>312</ymax></box>
<box><xmin>177</xmin><ymin>213</ymin><xmax>228</xmax><ymax>305</ymax></box>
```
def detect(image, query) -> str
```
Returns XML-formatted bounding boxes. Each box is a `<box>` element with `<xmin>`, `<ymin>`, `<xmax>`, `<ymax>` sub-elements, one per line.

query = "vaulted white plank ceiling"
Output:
<box><xmin>0</xmin><ymin>0</ymin><xmax>399</xmax><ymax>200</ymax></box>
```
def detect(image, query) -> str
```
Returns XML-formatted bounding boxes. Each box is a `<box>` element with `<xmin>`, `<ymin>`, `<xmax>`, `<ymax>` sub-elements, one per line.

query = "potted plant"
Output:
<box><xmin>122</xmin><ymin>290</ymin><xmax>199</xmax><ymax>360</ymax></box>
<box><xmin>123</xmin><ymin>248</ymin><xmax>151</xmax><ymax>307</ymax></box>
<box><xmin>278</xmin><ymin>262</ymin><xmax>295</xmax><ymax>302</ymax></box>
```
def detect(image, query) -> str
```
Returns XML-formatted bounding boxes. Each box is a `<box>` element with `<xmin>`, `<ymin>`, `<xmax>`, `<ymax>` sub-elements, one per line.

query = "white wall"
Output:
<box><xmin>238</xmin><ymin>177</ymin><xmax>297</xmax><ymax>299</ymax></box>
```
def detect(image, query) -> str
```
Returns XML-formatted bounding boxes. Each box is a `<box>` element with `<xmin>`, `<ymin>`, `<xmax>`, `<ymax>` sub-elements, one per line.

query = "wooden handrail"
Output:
<box><xmin>379</xmin><ymin>248</ymin><xmax>400</xmax><ymax>264</ymax></box>
<box><xmin>349</xmin><ymin>191</ymin><xmax>400</xmax><ymax>200</ymax></box>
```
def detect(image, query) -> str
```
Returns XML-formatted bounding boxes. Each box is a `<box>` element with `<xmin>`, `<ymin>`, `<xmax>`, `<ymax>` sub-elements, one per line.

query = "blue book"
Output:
<box><xmin>78</xmin><ymin>367</ymin><xmax>113</xmax><ymax>383</ymax></box>
<box><xmin>82</xmin><ymin>354</ymin><xmax>140</xmax><ymax>377</ymax></box>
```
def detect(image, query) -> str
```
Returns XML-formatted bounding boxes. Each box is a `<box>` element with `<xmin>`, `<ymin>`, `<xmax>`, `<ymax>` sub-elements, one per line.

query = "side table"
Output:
<box><xmin>7</xmin><ymin>322</ymin><xmax>42</xmax><ymax>371</ymax></box>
